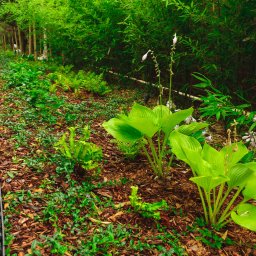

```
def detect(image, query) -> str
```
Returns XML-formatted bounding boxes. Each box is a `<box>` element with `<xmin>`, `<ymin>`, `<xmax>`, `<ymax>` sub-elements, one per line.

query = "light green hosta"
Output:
<box><xmin>103</xmin><ymin>103</ymin><xmax>207</xmax><ymax>177</ymax></box>
<box><xmin>54</xmin><ymin>126</ymin><xmax>102</xmax><ymax>171</ymax></box>
<box><xmin>170</xmin><ymin>131</ymin><xmax>256</xmax><ymax>231</ymax></box>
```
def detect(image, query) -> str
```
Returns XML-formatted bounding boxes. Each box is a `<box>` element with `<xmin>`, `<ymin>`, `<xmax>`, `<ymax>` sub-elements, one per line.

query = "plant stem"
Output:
<box><xmin>198</xmin><ymin>187</ymin><xmax>209</xmax><ymax>224</ymax></box>
<box><xmin>168</xmin><ymin>45</ymin><xmax>176</xmax><ymax>106</ymax></box>
<box><xmin>142</xmin><ymin>143</ymin><xmax>158</xmax><ymax>175</ymax></box>
<box><xmin>218</xmin><ymin>187</ymin><xmax>243</xmax><ymax>225</ymax></box>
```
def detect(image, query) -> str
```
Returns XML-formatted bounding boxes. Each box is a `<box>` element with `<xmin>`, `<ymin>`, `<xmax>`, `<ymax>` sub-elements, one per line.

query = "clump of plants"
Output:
<box><xmin>129</xmin><ymin>186</ymin><xmax>168</xmax><ymax>220</ymax></box>
<box><xmin>170</xmin><ymin>129</ymin><xmax>256</xmax><ymax>231</ymax></box>
<box><xmin>111</xmin><ymin>139</ymin><xmax>143</xmax><ymax>160</ymax></box>
<box><xmin>48</xmin><ymin>67</ymin><xmax>111</xmax><ymax>95</ymax></box>
<box><xmin>192</xmin><ymin>72</ymin><xmax>251</xmax><ymax>124</ymax></box>
<box><xmin>104</xmin><ymin>36</ymin><xmax>208</xmax><ymax>177</ymax></box>
<box><xmin>54</xmin><ymin>126</ymin><xmax>102</xmax><ymax>173</ymax></box>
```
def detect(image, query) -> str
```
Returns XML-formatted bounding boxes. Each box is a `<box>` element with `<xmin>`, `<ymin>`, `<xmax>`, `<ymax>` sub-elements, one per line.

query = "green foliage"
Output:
<box><xmin>170</xmin><ymin>131</ymin><xmax>256</xmax><ymax>231</ymax></box>
<box><xmin>111</xmin><ymin>139</ymin><xmax>143</xmax><ymax>160</ymax></box>
<box><xmin>54</xmin><ymin>126</ymin><xmax>102</xmax><ymax>171</ymax></box>
<box><xmin>193</xmin><ymin>72</ymin><xmax>251</xmax><ymax>123</ymax></box>
<box><xmin>103</xmin><ymin>103</ymin><xmax>208</xmax><ymax>176</ymax></box>
<box><xmin>3</xmin><ymin>61</ymin><xmax>43</xmax><ymax>88</ymax></box>
<box><xmin>48</xmin><ymin>68</ymin><xmax>111</xmax><ymax>95</ymax></box>
<box><xmin>129</xmin><ymin>186</ymin><xmax>168</xmax><ymax>220</ymax></box>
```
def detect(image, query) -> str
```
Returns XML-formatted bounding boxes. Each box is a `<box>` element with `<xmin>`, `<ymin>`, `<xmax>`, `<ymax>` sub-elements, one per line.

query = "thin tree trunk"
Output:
<box><xmin>14</xmin><ymin>26</ymin><xmax>18</xmax><ymax>49</ymax></box>
<box><xmin>33</xmin><ymin>21</ymin><xmax>37</xmax><ymax>60</ymax></box>
<box><xmin>43</xmin><ymin>28</ymin><xmax>48</xmax><ymax>59</ymax></box>
<box><xmin>17</xmin><ymin>26</ymin><xmax>23</xmax><ymax>52</ymax></box>
<box><xmin>28</xmin><ymin>24</ymin><xmax>32</xmax><ymax>55</ymax></box>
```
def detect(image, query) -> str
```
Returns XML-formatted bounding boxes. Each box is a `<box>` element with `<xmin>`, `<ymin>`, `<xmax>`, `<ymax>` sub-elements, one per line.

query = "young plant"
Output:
<box><xmin>54</xmin><ymin>126</ymin><xmax>102</xmax><ymax>171</ymax></box>
<box><xmin>111</xmin><ymin>139</ymin><xmax>143</xmax><ymax>160</ymax></box>
<box><xmin>103</xmin><ymin>103</ymin><xmax>208</xmax><ymax>177</ymax></box>
<box><xmin>192</xmin><ymin>72</ymin><xmax>250</xmax><ymax>122</ymax></box>
<box><xmin>129</xmin><ymin>186</ymin><xmax>168</xmax><ymax>220</ymax></box>
<box><xmin>170</xmin><ymin>130</ymin><xmax>256</xmax><ymax>231</ymax></box>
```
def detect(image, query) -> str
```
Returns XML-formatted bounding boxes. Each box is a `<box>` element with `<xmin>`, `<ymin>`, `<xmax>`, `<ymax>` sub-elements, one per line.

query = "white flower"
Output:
<box><xmin>253</xmin><ymin>115</ymin><xmax>256</xmax><ymax>122</ymax></box>
<box><xmin>173</xmin><ymin>33</ymin><xmax>177</xmax><ymax>46</ymax></box>
<box><xmin>142</xmin><ymin>50</ymin><xmax>150</xmax><ymax>62</ymax></box>
<box><xmin>13</xmin><ymin>44</ymin><xmax>17</xmax><ymax>49</ymax></box>
<box><xmin>242</xmin><ymin>131</ymin><xmax>256</xmax><ymax>148</ymax></box>
<box><xmin>184</xmin><ymin>115</ymin><xmax>197</xmax><ymax>124</ymax></box>
<box><xmin>205</xmin><ymin>135</ymin><xmax>212</xmax><ymax>142</ymax></box>
<box><xmin>166</xmin><ymin>100</ymin><xmax>175</xmax><ymax>110</ymax></box>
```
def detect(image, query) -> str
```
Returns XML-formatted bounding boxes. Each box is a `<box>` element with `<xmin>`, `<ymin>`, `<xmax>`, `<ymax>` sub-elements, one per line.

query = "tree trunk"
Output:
<box><xmin>17</xmin><ymin>26</ymin><xmax>23</xmax><ymax>52</ymax></box>
<box><xmin>14</xmin><ymin>26</ymin><xmax>18</xmax><ymax>49</ymax></box>
<box><xmin>33</xmin><ymin>21</ymin><xmax>37</xmax><ymax>60</ymax></box>
<box><xmin>28</xmin><ymin>24</ymin><xmax>32</xmax><ymax>55</ymax></box>
<box><xmin>43</xmin><ymin>28</ymin><xmax>48</xmax><ymax>60</ymax></box>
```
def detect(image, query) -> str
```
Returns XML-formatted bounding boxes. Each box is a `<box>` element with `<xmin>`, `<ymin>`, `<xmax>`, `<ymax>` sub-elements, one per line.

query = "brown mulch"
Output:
<box><xmin>0</xmin><ymin>84</ymin><xmax>256</xmax><ymax>256</ymax></box>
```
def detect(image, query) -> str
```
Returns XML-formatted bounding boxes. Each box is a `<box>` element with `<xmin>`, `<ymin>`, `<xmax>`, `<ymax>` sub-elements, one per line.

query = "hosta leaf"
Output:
<box><xmin>161</xmin><ymin>107</ymin><xmax>194</xmax><ymax>135</ymax></box>
<box><xmin>202</xmin><ymin>144</ymin><xmax>225</xmax><ymax>176</ymax></box>
<box><xmin>220</xmin><ymin>142</ymin><xmax>249</xmax><ymax>169</ymax></box>
<box><xmin>177</xmin><ymin>122</ymin><xmax>208</xmax><ymax>135</ymax></box>
<box><xmin>169</xmin><ymin>131</ymin><xmax>202</xmax><ymax>164</ymax></box>
<box><xmin>231</xmin><ymin>204</ymin><xmax>256</xmax><ymax>231</ymax></box>
<box><xmin>102</xmin><ymin>118</ymin><xmax>143</xmax><ymax>143</ymax></box>
<box><xmin>227</xmin><ymin>164</ymin><xmax>254</xmax><ymax>189</ymax></box>
<box><xmin>127</xmin><ymin>103</ymin><xmax>159</xmax><ymax>137</ymax></box>
<box><xmin>242</xmin><ymin>173</ymin><xmax>256</xmax><ymax>200</ymax></box>
<box><xmin>190</xmin><ymin>175</ymin><xmax>229</xmax><ymax>192</ymax></box>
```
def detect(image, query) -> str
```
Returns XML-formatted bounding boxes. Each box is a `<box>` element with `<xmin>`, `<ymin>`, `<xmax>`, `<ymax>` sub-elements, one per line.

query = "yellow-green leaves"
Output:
<box><xmin>231</xmin><ymin>204</ymin><xmax>256</xmax><ymax>232</ymax></box>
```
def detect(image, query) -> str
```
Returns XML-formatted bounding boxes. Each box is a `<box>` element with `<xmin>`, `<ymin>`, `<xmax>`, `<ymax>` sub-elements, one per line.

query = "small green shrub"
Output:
<box><xmin>170</xmin><ymin>131</ymin><xmax>256</xmax><ymax>231</ymax></box>
<box><xmin>48</xmin><ymin>68</ymin><xmax>111</xmax><ymax>95</ymax></box>
<box><xmin>112</xmin><ymin>139</ymin><xmax>143</xmax><ymax>160</ymax></box>
<box><xmin>129</xmin><ymin>186</ymin><xmax>168</xmax><ymax>220</ymax></box>
<box><xmin>54</xmin><ymin>126</ymin><xmax>102</xmax><ymax>171</ymax></box>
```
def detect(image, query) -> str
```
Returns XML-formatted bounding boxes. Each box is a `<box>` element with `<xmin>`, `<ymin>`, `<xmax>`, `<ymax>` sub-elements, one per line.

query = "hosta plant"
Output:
<box><xmin>54</xmin><ymin>126</ymin><xmax>102</xmax><ymax>171</ymax></box>
<box><xmin>103</xmin><ymin>103</ymin><xmax>208</xmax><ymax>177</ymax></box>
<box><xmin>170</xmin><ymin>131</ymin><xmax>256</xmax><ymax>231</ymax></box>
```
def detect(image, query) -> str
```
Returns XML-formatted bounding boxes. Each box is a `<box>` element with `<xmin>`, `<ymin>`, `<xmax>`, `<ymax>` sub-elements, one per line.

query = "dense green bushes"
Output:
<box><xmin>0</xmin><ymin>0</ymin><xmax>255</xmax><ymax>99</ymax></box>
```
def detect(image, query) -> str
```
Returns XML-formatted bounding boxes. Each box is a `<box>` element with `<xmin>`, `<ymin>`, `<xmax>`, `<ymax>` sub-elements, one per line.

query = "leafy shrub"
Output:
<box><xmin>103</xmin><ymin>103</ymin><xmax>207</xmax><ymax>177</ymax></box>
<box><xmin>170</xmin><ymin>131</ymin><xmax>256</xmax><ymax>231</ymax></box>
<box><xmin>193</xmin><ymin>73</ymin><xmax>251</xmax><ymax>123</ymax></box>
<box><xmin>129</xmin><ymin>186</ymin><xmax>168</xmax><ymax>220</ymax></box>
<box><xmin>54</xmin><ymin>126</ymin><xmax>102</xmax><ymax>171</ymax></box>
<box><xmin>3</xmin><ymin>61</ymin><xmax>43</xmax><ymax>88</ymax></box>
<box><xmin>48</xmin><ymin>68</ymin><xmax>111</xmax><ymax>95</ymax></box>
<box><xmin>111</xmin><ymin>139</ymin><xmax>143</xmax><ymax>160</ymax></box>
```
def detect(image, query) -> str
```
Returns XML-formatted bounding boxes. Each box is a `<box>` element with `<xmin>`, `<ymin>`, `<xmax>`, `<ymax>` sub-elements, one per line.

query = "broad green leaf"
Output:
<box><xmin>190</xmin><ymin>175</ymin><xmax>229</xmax><ymax>192</ymax></box>
<box><xmin>242</xmin><ymin>173</ymin><xmax>256</xmax><ymax>200</ymax></box>
<box><xmin>231</xmin><ymin>204</ymin><xmax>256</xmax><ymax>231</ymax></box>
<box><xmin>102</xmin><ymin>118</ymin><xmax>143</xmax><ymax>143</ymax></box>
<box><xmin>220</xmin><ymin>142</ymin><xmax>249</xmax><ymax>169</ymax></box>
<box><xmin>153</xmin><ymin>105</ymin><xmax>172</xmax><ymax>129</ymax></box>
<box><xmin>227</xmin><ymin>164</ymin><xmax>254</xmax><ymax>189</ymax></box>
<box><xmin>184</xmin><ymin>149</ymin><xmax>212</xmax><ymax>176</ymax></box>
<box><xmin>177</xmin><ymin>122</ymin><xmax>208</xmax><ymax>135</ymax></box>
<box><xmin>201</xmin><ymin>144</ymin><xmax>225</xmax><ymax>176</ymax></box>
<box><xmin>169</xmin><ymin>131</ymin><xmax>202</xmax><ymax>164</ymax></box>
<box><xmin>127</xmin><ymin>103</ymin><xmax>159</xmax><ymax>137</ymax></box>
<box><xmin>161</xmin><ymin>108</ymin><xmax>193</xmax><ymax>135</ymax></box>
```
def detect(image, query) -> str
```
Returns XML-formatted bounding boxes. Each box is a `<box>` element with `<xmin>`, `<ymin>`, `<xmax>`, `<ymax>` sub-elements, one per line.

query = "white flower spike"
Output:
<box><xmin>173</xmin><ymin>33</ymin><xmax>177</xmax><ymax>46</ymax></box>
<box><xmin>142</xmin><ymin>50</ymin><xmax>150</xmax><ymax>62</ymax></box>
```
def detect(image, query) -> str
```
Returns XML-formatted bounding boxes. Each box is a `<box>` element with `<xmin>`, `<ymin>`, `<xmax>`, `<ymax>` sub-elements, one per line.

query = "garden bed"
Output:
<box><xmin>0</xmin><ymin>60</ymin><xmax>256</xmax><ymax>255</ymax></box>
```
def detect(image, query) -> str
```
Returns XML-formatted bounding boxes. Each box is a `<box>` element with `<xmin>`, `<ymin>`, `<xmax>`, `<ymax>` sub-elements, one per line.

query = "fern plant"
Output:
<box><xmin>129</xmin><ymin>186</ymin><xmax>168</xmax><ymax>220</ymax></box>
<box><xmin>54</xmin><ymin>126</ymin><xmax>102</xmax><ymax>171</ymax></box>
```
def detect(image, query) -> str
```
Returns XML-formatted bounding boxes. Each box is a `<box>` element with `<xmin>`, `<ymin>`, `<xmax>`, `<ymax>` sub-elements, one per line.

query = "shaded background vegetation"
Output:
<box><xmin>0</xmin><ymin>0</ymin><xmax>255</xmax><ymax>102</ymax></box>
